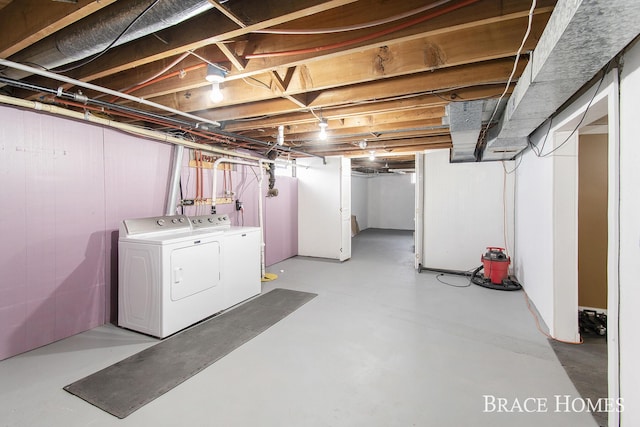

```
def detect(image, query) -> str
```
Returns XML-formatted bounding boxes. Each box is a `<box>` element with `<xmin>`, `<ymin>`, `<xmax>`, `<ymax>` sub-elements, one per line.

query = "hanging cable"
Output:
<box><xmin>245</xmin><ymin>0</ymin><xmax>480</xmax><ymax>59</ymax></box>
<box><xmin>108</xmin><ymin>51</ymin><xmax>193</xmax><ymax>101</ymax></box>
<box><xmin>532</xmin><ymin>61</ymin><xmax>611</xmax><ymax>158</ymax></box>
<box><xmin>479</xmin><ymin>0</ymin><xmax>537</xmax><ymax>145</ymax></box>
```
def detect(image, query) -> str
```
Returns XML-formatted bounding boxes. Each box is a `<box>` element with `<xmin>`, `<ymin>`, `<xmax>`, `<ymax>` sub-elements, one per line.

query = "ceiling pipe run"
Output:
<box><xmin>478</xmin><ymin>0</ymin><xmax>640</xmax><ymax>161</ymax></box>
<box><xmin>0</xmin><ymin>58</ymin><xmax>221</xmax><ymax>129</ymax></box>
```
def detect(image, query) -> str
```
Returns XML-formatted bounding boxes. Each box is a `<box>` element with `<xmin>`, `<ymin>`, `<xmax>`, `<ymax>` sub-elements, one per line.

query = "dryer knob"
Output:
<box><xmin>171</xmin><ymin>218</ymin><xmax>178</xmax><ymax>224</ymax></box>
<box><xmin>208</xmin><ymin>218</ymin><xmax>214</xmax><ymax>223</ymax></box>
<box><xmin>157</xmin><ymin>219</ymin><xmax>165</xmax><ymax>226</ymax></box>
<box><xmin>178</xmin><ymin>218</ymin><xmax>185</xmax><ymax>223</ymax></box>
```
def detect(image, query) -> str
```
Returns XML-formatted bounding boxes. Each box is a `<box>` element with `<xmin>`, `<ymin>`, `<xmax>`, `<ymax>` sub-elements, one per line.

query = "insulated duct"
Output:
<box><xmin>4</xmin><ymin>0</ymin><xmax>214</xmax><ymax>80</ymax></box>
<box><xmin>478</xmin><ymin>0</ymin><xmax>640</xmax><ymax>161</ymax></box>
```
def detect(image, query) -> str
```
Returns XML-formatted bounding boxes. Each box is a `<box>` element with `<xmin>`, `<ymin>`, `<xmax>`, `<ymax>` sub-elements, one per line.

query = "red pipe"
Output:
<box><xmin>52</xmin><ymin>98</ymin><xmax>232</xmax><ymax>146</ymax></box>
<box><xmin>245</xmin><ymin>0</ymin><xmax>481</xmax><ymax>59</ymax></box>
<box><xmin>110</xmin><ymin>63</ymin><xmax>207</xmax><ymax>102</ymax></box>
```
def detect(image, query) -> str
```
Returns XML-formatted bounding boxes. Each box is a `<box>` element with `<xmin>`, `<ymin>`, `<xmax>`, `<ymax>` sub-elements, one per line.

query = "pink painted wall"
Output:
<box><xmin>0</xmin><ymin>104</ymin><xmax>298</xmax><ymax>361</ymax></box>
<box><xmin>0</xmin><ymin>105</ymin><xmax>171</xmax><ymax>360</ymax></box>
<box><xmin>264</xmin><ymin>177</ymin><xmax>298</xmax><ymax>266</ymax></box>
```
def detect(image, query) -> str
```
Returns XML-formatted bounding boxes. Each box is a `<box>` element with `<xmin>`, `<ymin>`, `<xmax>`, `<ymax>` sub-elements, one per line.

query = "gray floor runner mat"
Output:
<box><xmin>64</xmin><ymin>288</ymin><xmax>317</xmax><ymax>418</ymax></box>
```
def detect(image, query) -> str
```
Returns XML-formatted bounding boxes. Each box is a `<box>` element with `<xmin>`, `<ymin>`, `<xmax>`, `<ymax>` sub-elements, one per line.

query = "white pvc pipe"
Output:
<box><xmin>0</xmin><ymin>58</ymin><xmax>220</xmax><ymax>129</ymax></box>
<box><xmin>210</xmin><ymin>157</ymin><xmax>275</xmax><ymax>278</ymax></box>
<box><xmin>211</xmin><ymin>157</ymin><xmax>260</xmax><ymax>210</ymax></box>
<box><xmin>257</xmin><ymin>160</ymin><xmax>266</xmax><ymax>278</ymax></box>
<box><xmin>165</xmin><ymin>145</ymin><xmax>184</xmax><ymax>215</ymax></box>
<box><xmin>0</xmin><ymin>93</ymin><xmax>260</xmax><ymax>161</ymax></box>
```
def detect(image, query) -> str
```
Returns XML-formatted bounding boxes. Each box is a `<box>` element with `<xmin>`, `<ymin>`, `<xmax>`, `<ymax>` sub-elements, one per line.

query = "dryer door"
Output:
<box><xmin>170</xmin><ymin>240</ymin><xmax>221</xmax><ymax>301</ymax></box>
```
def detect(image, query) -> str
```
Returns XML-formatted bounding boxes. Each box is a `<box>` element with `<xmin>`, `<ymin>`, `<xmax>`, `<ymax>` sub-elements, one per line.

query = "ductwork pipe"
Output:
<box><xmin>5</xmin><ymin>0</ymin><xmax>213</xmax><ymax>80</ymax></box>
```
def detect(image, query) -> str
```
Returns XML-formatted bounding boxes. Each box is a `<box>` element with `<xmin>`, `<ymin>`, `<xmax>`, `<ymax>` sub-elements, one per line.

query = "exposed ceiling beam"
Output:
<box><xmin>0</xmin><ymin>0</ymin><xmax>117</xmax><ymax>57</ymax></box>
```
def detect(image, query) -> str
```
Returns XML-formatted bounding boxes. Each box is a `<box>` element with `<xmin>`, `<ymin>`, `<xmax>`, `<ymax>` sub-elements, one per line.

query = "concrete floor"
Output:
<box><xmin>0</xmin><ymin>229</ymin><xmax>598</xmax><ymax>427</ymax></box>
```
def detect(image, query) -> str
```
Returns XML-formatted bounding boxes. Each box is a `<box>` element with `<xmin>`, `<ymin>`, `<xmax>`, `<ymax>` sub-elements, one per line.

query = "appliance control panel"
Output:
<box><xmin>122</xmin><ymin>215</ymin><xmax>191</xmax><ymax>236</ymax></box>
<box><xmin>190</xmin><ymin>214</ymin><xmax>231</xmax><ymax>230</ymax></box>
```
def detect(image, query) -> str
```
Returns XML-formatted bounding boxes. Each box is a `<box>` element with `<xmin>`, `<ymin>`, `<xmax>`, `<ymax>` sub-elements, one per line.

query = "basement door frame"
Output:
<box><xmin>547</xmin><ymin>71</ymin><xmax>620</xmax><ymax>427</ymax></box>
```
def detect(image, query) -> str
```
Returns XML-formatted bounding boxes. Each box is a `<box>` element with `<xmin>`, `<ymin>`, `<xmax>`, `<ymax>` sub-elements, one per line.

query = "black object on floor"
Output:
<box><xmin>63</xmin><ymin>288</ymin><xmax>317</xmax><ymax>419</ymax></box>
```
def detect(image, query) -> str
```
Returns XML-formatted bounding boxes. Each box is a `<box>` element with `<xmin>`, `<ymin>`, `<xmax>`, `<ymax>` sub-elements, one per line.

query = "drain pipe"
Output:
<box><xmin>165</xmin><ymin>145</ymin><xmax>185</xmax><ymax>215</ymax></box>
<box><xmin>211</xmin><ymin>157</ymin><xmax>275</xmax><ymax>279</ymax></box>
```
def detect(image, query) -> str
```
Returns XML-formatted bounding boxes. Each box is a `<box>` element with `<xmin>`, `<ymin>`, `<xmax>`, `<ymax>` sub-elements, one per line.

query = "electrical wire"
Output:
<box><xmin>245</xmin><ymin>0</ymin><xmax>480</xmax><ymax>59</ymax></box>
<box><xmin>436</xmin><ymin>273</ymin><xmax>471</xmax><ymax>288</ymax></box>
<box><xmin>479</xmin><ymin>0</ymin><xmax>537</xmax><ymax>145</ymax></box>
<box><xmin>523</xmin><ymin>290</ymin><xmax>583</xmax><ymax>345</ymax></box>
<box><xmin>254</xmin><ymin>0</ymin><xmax>453</xmax><ymax>35</ymax></box>
<box><xmin>531</xmin><ymin>62</ymin><xmax>611</xmax><ymax>158</ymax></box>
<box><xmin>502</xmin><ymin>154</ymin><xmax>523</xmax><ymax>175</ymax></box>
<box><xmin>502</xmin><ymin>166</ymin><xmax>509</xmax><ymax>257</ymax></box>
<box><xmin>53</xmin><ymin>0</ymin><xmax>161</xmax><ymax>73</ymax></box>
<box><xmin>108</xmin><ymin>51</ymin><xmax>194</xmax><ymax>101</ymax></box>
<box><xmin>242</xmin><ymin>77</ymin><xmax>272</xmax><ymax>90</ymax></box>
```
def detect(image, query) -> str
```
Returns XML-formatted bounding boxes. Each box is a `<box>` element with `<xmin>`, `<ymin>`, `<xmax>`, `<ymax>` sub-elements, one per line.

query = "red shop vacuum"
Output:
<box><xmin>470</xmin><ymin>247</ymin><xmax>522</xmax><ymax>291</ymax></box>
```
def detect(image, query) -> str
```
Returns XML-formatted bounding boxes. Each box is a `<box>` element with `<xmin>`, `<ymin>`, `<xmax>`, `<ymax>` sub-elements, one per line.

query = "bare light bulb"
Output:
<box><xmin>210</xmin><ymin>82</ymin><xmax>223</xmax><ymax>103</ymax></box>
<box><xmin>318</xmin><ymin>119</ymin><xmax>328</xmax><ymax>141</ymax></box>
<box><xmin>277</xmin><ymin>125</ymin><xmax>285</xmax><ymax>145</ymax></box>
<box><xmin>369</xmin><ymin>150</ymin><xmax>376</xmax><ymax>161</ymax></box>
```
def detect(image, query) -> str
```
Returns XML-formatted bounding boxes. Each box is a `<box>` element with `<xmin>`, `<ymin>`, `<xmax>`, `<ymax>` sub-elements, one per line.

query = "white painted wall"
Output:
<box><xmin>513</xmin><ymin>150</ymin><xmax>555</xmax><ymax>327</ymax></box>
<box><xmin>297</xmin><ymin>156</ymin><xmax>351</xmax><ymax>260</ymax></box>
<box><xmin>351</xmin><ymin>175</ymin><xmax>369</xmax><ymax>230</ymax></box>
<box><xmin>367</xmin><ymin>174</ymin><xmax>415</xmax><ymax>230</ymax></box>
<box><xmin>513</xmin><ymin>39</ymin><xmax>640</xmax><ymax>425</ymax></box>
<box><xmin>422</xmin><ymin>149</ymin><xmax>515</xmax><ymax>270</ymax></box>
<box><xmin>350</xmin><ymin>173</ymin><xmax>415</xmax><ymax>231</ymax></box>
<box><xmin>618</xmin><ymin>39</ymin><xmax>640</xmax><ymax>427</ymax></box>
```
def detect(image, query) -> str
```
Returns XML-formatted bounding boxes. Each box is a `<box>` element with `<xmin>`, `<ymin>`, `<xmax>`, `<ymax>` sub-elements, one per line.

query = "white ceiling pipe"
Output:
<box><xmin>0</xmin><ymin>93</ymin><xmax>256</xmax><ymax>160</ymax></box>
<box><xmin>0</xmin><ymin>58</ymin><xmax>220</xmax><ymax>129</ymax></box>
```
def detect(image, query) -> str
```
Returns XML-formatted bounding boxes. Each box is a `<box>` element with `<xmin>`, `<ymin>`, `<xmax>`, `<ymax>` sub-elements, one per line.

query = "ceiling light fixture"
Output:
<box><xmin>318</xmin><ymin>118</ymin><xmax>328</xmax><ymax>140</ymax></box>
<box><xmin>205</xmin><ymin>64</ymin><xmax>226</xmax><ymax>103</ymax></box>
<box><xmin>359</xmin><ymin>140</ymin><xmax>367</xmax><ymax>149</ymax></box>
<box><xmin>277</xmin><ymin>125</ymin><xmax>285</xmax><ymax>145</ymax></box>
<box><xmin>369</xmin><ymin>150</ymin><xmax>376</xmax><ymax>161</ymax></box>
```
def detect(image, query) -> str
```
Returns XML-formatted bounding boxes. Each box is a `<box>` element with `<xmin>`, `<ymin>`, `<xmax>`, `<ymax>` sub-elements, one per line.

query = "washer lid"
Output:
<box><xmin>120</xmin><ymin>228</ymin><xmax>224</xmax><ymax>245</ymax></box>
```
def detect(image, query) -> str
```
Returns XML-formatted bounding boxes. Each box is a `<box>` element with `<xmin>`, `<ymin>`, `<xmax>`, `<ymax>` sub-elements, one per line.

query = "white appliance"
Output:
<box><xmin>118</xmin><ymin>213</ymin><xmax>261</xmax><ymax>338</ymax></box>
<box><xmin>190</xmin><ymin>215</ymin><xmax>262</xmax><ymax>310</ymax></box>
<box><xmin>221</xmin><ymin>226</ymin><xmax>261</xmax><ymax>308</ymax></box>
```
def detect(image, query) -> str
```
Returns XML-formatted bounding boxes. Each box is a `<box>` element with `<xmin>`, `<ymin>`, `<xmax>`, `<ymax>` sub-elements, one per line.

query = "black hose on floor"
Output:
<box><xmin>420</xmin><ymin>264</ymin><xmax>523</xmax><ymax>291</ymax></box>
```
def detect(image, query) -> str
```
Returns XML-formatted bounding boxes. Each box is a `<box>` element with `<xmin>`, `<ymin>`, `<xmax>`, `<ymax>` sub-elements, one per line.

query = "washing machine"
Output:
<box><xmin>118</xmin><ymin>214</ymin><xmax>227</xmax><ymax>338</ymax></box>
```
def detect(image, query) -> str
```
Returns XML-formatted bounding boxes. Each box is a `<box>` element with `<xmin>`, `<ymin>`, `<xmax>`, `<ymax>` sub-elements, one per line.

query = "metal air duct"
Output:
<box><xmin>479</xmin><ymin>0</ymin><xmax>640</xmax><ymax>161</ymax></box>
<box><xmin>445</xmin><ymin>100</ymin><xmax>483</xmax><ymax>162</ymax></box>
<box><xmin>4</xmin><ymin>0</ymin><xmax>213</xmax><ymax>80</ymax></box>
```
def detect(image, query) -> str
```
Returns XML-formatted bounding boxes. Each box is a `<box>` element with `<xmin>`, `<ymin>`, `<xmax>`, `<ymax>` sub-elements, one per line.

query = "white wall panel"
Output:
<box><xmin>618</xmin><ymin>39</ymin><xmax>640</xmax><ymax>427</ymax></box>
<box><xmin>367</xmin><ymin>174</ymin><xmax>415</xmax><ymax>230</ymax></box>
<box><xmin>297</xmin><ymin>156</ymin><xmax>350</xmax><ymax>260</ymax></box>
<box><xmin>422</xmin><ymin>149</ymin><xmax>514</xmax><ymax>271</ymax></box>
<box><xmin>351</xmin><ymin>175</ymin><xmax>369</xmax><ymax>230</ymax></box>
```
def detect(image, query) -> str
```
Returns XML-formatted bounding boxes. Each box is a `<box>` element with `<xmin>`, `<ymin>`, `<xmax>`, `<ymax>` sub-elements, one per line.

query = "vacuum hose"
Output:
<box><xmin>420</xmin><ymin>265</ymin><xmax>522</xmax><ymax>291</ymax></box>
